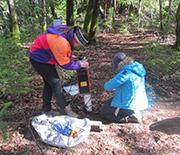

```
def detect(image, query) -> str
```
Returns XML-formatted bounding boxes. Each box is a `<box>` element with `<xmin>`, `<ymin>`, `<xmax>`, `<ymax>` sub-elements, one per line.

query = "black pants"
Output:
<box><xmin>99</xmin><ymin>98</ymin><xmax>134</xmax><ymax>122</ymax></box>
<box><xmin>30</xmin><ymin>58</ymin><xmax>68</xmax><ymax>111</ymax></box>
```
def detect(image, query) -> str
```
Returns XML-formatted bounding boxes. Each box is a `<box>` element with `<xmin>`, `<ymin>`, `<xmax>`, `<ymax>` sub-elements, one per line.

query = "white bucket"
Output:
<box><xmin>53</xmin><ymin>19</ymin><xmax>61</xmax><ymax>26</ymax></box>
<box><xmin>84</xmin><ymin>94</ymin><xmax>92</xmax><ymax>112</ymax></box>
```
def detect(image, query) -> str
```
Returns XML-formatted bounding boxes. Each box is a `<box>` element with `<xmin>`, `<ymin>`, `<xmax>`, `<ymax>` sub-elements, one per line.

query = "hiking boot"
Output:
<box><xmin>127</xmin><ymin>113</ymin><xmax>141</xmax><ymax>123</ymax></box>
<box><xmin>119</xmin><ymin>113</ymin><xmax>141</xmax><ymax>123</ymax></box>
<box><xmin>65</xmin><ymin>104</ymin><xmax>78</xmax><ymax>118</ymax></box>
<box><xmin>127</xmin><ymin>114</ymin><xmax>140</xmax><ymax>123</ymax></box>
<box><xmin>42</xmin><ymin>110</ymin><xmax>60</xmax><ymax>117</ymax></box>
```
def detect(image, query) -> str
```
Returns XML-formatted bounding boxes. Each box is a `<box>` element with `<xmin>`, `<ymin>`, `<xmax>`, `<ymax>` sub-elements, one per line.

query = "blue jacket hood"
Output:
<box><xmin>120</xmin><ymin>61</ymin><xmax>146</xmax><ymax>77</ymax></box>
<box><xmin>104</xmin><ymin>61</ymin><xmax>148</xmax><ymax>111</ymax></box>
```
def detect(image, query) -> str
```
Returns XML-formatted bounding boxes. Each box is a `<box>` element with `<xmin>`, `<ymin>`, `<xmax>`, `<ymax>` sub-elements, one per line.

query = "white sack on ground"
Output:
<box><xmin>31</xmin><ymin>114</ymin><xmax>91</xmax><ymax>148</ymax></box>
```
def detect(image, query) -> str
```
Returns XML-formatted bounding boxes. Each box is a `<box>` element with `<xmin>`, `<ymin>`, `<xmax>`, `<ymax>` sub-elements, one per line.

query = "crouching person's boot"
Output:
<box><xmin>64</xmin><ymin>104</ymin><xmax>78</xmax><ymax>118</ymax></box>
<box><xmin>127</xmin><ymin>110</ymin><xmax>142</xmax><ymax>123</ymax></box>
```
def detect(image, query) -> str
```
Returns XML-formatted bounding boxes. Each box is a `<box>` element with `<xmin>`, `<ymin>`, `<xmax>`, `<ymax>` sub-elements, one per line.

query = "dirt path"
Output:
<box><xmin>0</xmin><ymin>30</ymin><xmax>180</xmax><ymax>155</ymax></box>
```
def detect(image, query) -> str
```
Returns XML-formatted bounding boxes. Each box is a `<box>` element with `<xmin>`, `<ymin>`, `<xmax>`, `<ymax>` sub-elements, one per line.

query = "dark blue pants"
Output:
<box><xmin>30</xmin><ymin>58</ymin><xmax>68</xmax><ymax>111</ymax></box>
<box><xmin>99</xmin><ymin>98</ymin><xmax>134</xmax><ymax>122</ymax></box>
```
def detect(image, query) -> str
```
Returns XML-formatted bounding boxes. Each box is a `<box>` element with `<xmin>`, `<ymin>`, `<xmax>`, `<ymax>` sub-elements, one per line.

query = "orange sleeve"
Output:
<box><xmin>47</xmin><ymin>34</ymin><xmax>71</xmax><ymax>66</ymax></box>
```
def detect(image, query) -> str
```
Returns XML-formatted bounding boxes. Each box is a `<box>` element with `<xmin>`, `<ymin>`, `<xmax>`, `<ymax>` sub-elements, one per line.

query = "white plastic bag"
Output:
<box><xmin>31</xmin><ymin>114</ymin><xmax>91</xmax><ymax>148</ymax></box>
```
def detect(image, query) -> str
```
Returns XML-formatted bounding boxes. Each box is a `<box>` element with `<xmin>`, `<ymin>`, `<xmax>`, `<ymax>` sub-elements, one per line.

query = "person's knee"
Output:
<box><xmin>51</xmin><ymin>78</ymin><xmax>61</xmax><ymax>88</ymax></box>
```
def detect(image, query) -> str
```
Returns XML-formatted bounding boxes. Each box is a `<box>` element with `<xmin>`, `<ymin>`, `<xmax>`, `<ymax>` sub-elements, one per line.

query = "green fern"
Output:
<box><xmin>0</xmin><ymin>37</ymin><xmax>32</xmax><ymax>98</ymax></box>
<box><xmin>0</xmin><ymin>102</ymin><xmax>19</xmax><ymax>143</ymax></box>
<box><xmin>142</xmin><ymin>42</ymin><xmax>180</xmax><ymax>75</ymax></box>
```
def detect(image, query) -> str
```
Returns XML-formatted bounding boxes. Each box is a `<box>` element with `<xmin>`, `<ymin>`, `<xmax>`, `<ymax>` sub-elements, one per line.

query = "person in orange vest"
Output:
<box><xmin>29</xmin><ymin>25</ymin><xmax>89</xmax><ymax>117</ymax></box>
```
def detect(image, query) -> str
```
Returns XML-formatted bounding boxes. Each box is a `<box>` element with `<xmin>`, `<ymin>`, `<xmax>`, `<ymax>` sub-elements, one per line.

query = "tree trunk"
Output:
<box><xmin>50</xmin><ymin>4</ymin><xmax>57</xmax><ymax>19</ymax></box>
<box><xmin>166</xmin><ymin>0</ymin><xmax>172</xmax><ymax>19</ymax></box>
<box><xmin>88</xmin><ymin>0</ymin><xmax>100</xmax><ymax>44</ymax></box>
<box><xmin>175</xmin><ymin>3</ymin><xmax>180</xmax><ymax>47</ymax></box>
<box><xmin>6</xmin><ymin>0</ymin><xmax>20</xmax><ymax>39</ymax></box>
<box><xmin>84</xmin><ymin>0</ymin><xmax>100</xmax><ymax>44</ymax></box>
<box><xmin>128</xmin><ymin>4</ymin><xmax>134</xmax><ymax>17</ymax></box>
<box><xmin>104</xmin><ymin>0</ymin><xmax>107</xmax><ymax>19</ymax></box>
<box><xmin>114</xmin><ymin>1</ymin><xmax>119</xmax><ymax>13</ymax></box>
<box><xmin>159</xmin><ymin>0</ymin><xmax>163</xmax><ymax>31</ymax></box>
<box><xmin>83</xmin><ymin>0</ymin><xmax>93</xmax><ymax>34</ymax></box>
<box><xmin>113</xmin><ymin>0</ymin><xmax>116</xmax><ymax>21</ymax></box>
<box><xmin>66</xmin><ymin>0</ymin><xmax>74</xmax><ymax>26</ymax></box>
<box><xmin>138</xmin><ymin>0</ymin><xmax>142</xmax><ymax>31</ymax></box>
<box><xmin>42</xmin><ymin>0</ymin><xmax>47</xmax><ymax>33</ymax></box>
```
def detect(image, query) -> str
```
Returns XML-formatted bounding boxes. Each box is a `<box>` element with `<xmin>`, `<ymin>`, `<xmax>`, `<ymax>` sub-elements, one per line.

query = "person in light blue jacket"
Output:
<box><xmin>99</xmin><ymin>52</ymin><xmax>148</xmax><ymax>123</ymax></box>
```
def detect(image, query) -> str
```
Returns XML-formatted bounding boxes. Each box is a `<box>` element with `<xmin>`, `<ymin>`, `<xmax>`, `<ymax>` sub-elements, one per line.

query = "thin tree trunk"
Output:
<box><xmin>84</xmin><ymin>0</ymin><xmax>93</xmax><ymax>34</ymax></box>
<box><xmin>113</xmin><ymin>0</ymin><xmax>116</xmax><ymax>19</ymax></box>
<box><xmin>128</xmin><ymin>4</ymin><xmax>134</xmax><ymax>17</ymax></box>
<box><xmin>6</xmin><ymin>0</ymin><xmax>20</xmax><ymax>39</ymax></box>
<box><xmin>89</xmin><ymin>0</ymin><xmax>100</xmax><ymax>43</ymax></box>
<box><xmin>175</xmin><ymin>3</ymin><xmax>180</xmax><ymax>47</ymax></box>
<box><xmin>159</xmin><ymin>0</ymin><xmax>163</xmax><ymax>31</ymax></box>
<box><xmin>50</xmin><ymin>5</ymin><xmax>57</xmax><ymax>19</ymax></box>
<box><xmin>42</xmin><ymin>0</ymin><xmax>47</xmax><ymax>33</ymax></box>
<box><xmin>115</xmin><ymin>2</ymin><xmax>119</xmax><ymax>13</ymax></box>
<box><xmin>150</xmin><ymin>0</ymin><xmax>154</xmax><ymax>30</ymax></box>
<box><xmin>84</xmin><ymin>0</ymin><xmax>100</xmax><ymax>44</ymax></box>
<box><xmin>138</xmin><ymin>0</ymin><xmax>142</xmax><ymax>31</ymax></box>
<box><xmin>66</xmin><ymin>0</ymin><xmax>74</xmax><ymax>26</ymax></box>
<box><xmin>166</xmin><ymin>0</ymin><xmax>172</xmax><ymax>19</ymax></box>
<box><xmin>104</xmin><ymin>0</ymin><xmax>107</xmax><ymax>19</ymax></box>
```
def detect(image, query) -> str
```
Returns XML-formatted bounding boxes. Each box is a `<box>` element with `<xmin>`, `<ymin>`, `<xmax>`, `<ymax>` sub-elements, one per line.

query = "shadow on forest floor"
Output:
<box><xmin>150</xmin><ymin>117</ymin><xmax>180</xmax><ymax>135</ymax></box>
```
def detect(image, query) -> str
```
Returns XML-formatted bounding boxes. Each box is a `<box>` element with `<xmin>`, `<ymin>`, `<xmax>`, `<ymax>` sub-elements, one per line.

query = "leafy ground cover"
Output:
<box><xmin>0</xmin><ymin>27</ymin><xmax>180</xmax><ymax>155</ymax></box>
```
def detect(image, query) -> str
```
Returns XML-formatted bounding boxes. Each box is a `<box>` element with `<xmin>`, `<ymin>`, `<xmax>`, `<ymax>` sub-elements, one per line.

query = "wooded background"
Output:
<box><xmin>1</xmin><ymin>0</ymin><xmax>180</xmax><ymax>44</ymax></box>
<box><xmin>0</xmin><ymin>1</ymin><xmax>180</xmax><ymax>154</ymax></box>
<box><xmin>0</xmin><ymin>0</ymin><xmax>179</xmax><ymax>110</ymax></box>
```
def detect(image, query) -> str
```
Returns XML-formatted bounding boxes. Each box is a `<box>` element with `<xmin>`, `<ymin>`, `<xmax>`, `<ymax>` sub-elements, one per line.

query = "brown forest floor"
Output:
<box><xmin>0</xmin><ymin>26</ymin><xmax>180</xmax><ymax>155</ymax></box>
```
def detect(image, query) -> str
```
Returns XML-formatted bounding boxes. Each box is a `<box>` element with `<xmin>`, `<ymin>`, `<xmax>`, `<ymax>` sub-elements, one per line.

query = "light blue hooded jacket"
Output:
<box><xmin>104</xmin><ymin>61</ymin><xmax>148</xmax><ymax>111</ymax></box>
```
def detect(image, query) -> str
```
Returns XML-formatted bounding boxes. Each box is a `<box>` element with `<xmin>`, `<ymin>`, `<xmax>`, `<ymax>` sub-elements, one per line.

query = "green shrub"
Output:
<box><xmin>119</xmin><ymin>23</ymin><xmax>130</xmax><ymax>34</ymax></box>
<box><xmin>0</xmin><ymin>37</ymin><xmax>32</xmax><ymax>98</ymax></box>
<box><xmin>0</xmin><ymin>102</ymin><xmax>13</xmax><ymax>142</ymax></box>
<box><xmin>142</xmin><ymin>41</ymin><xmax>180</xmax><ymax>76</ymax></box>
